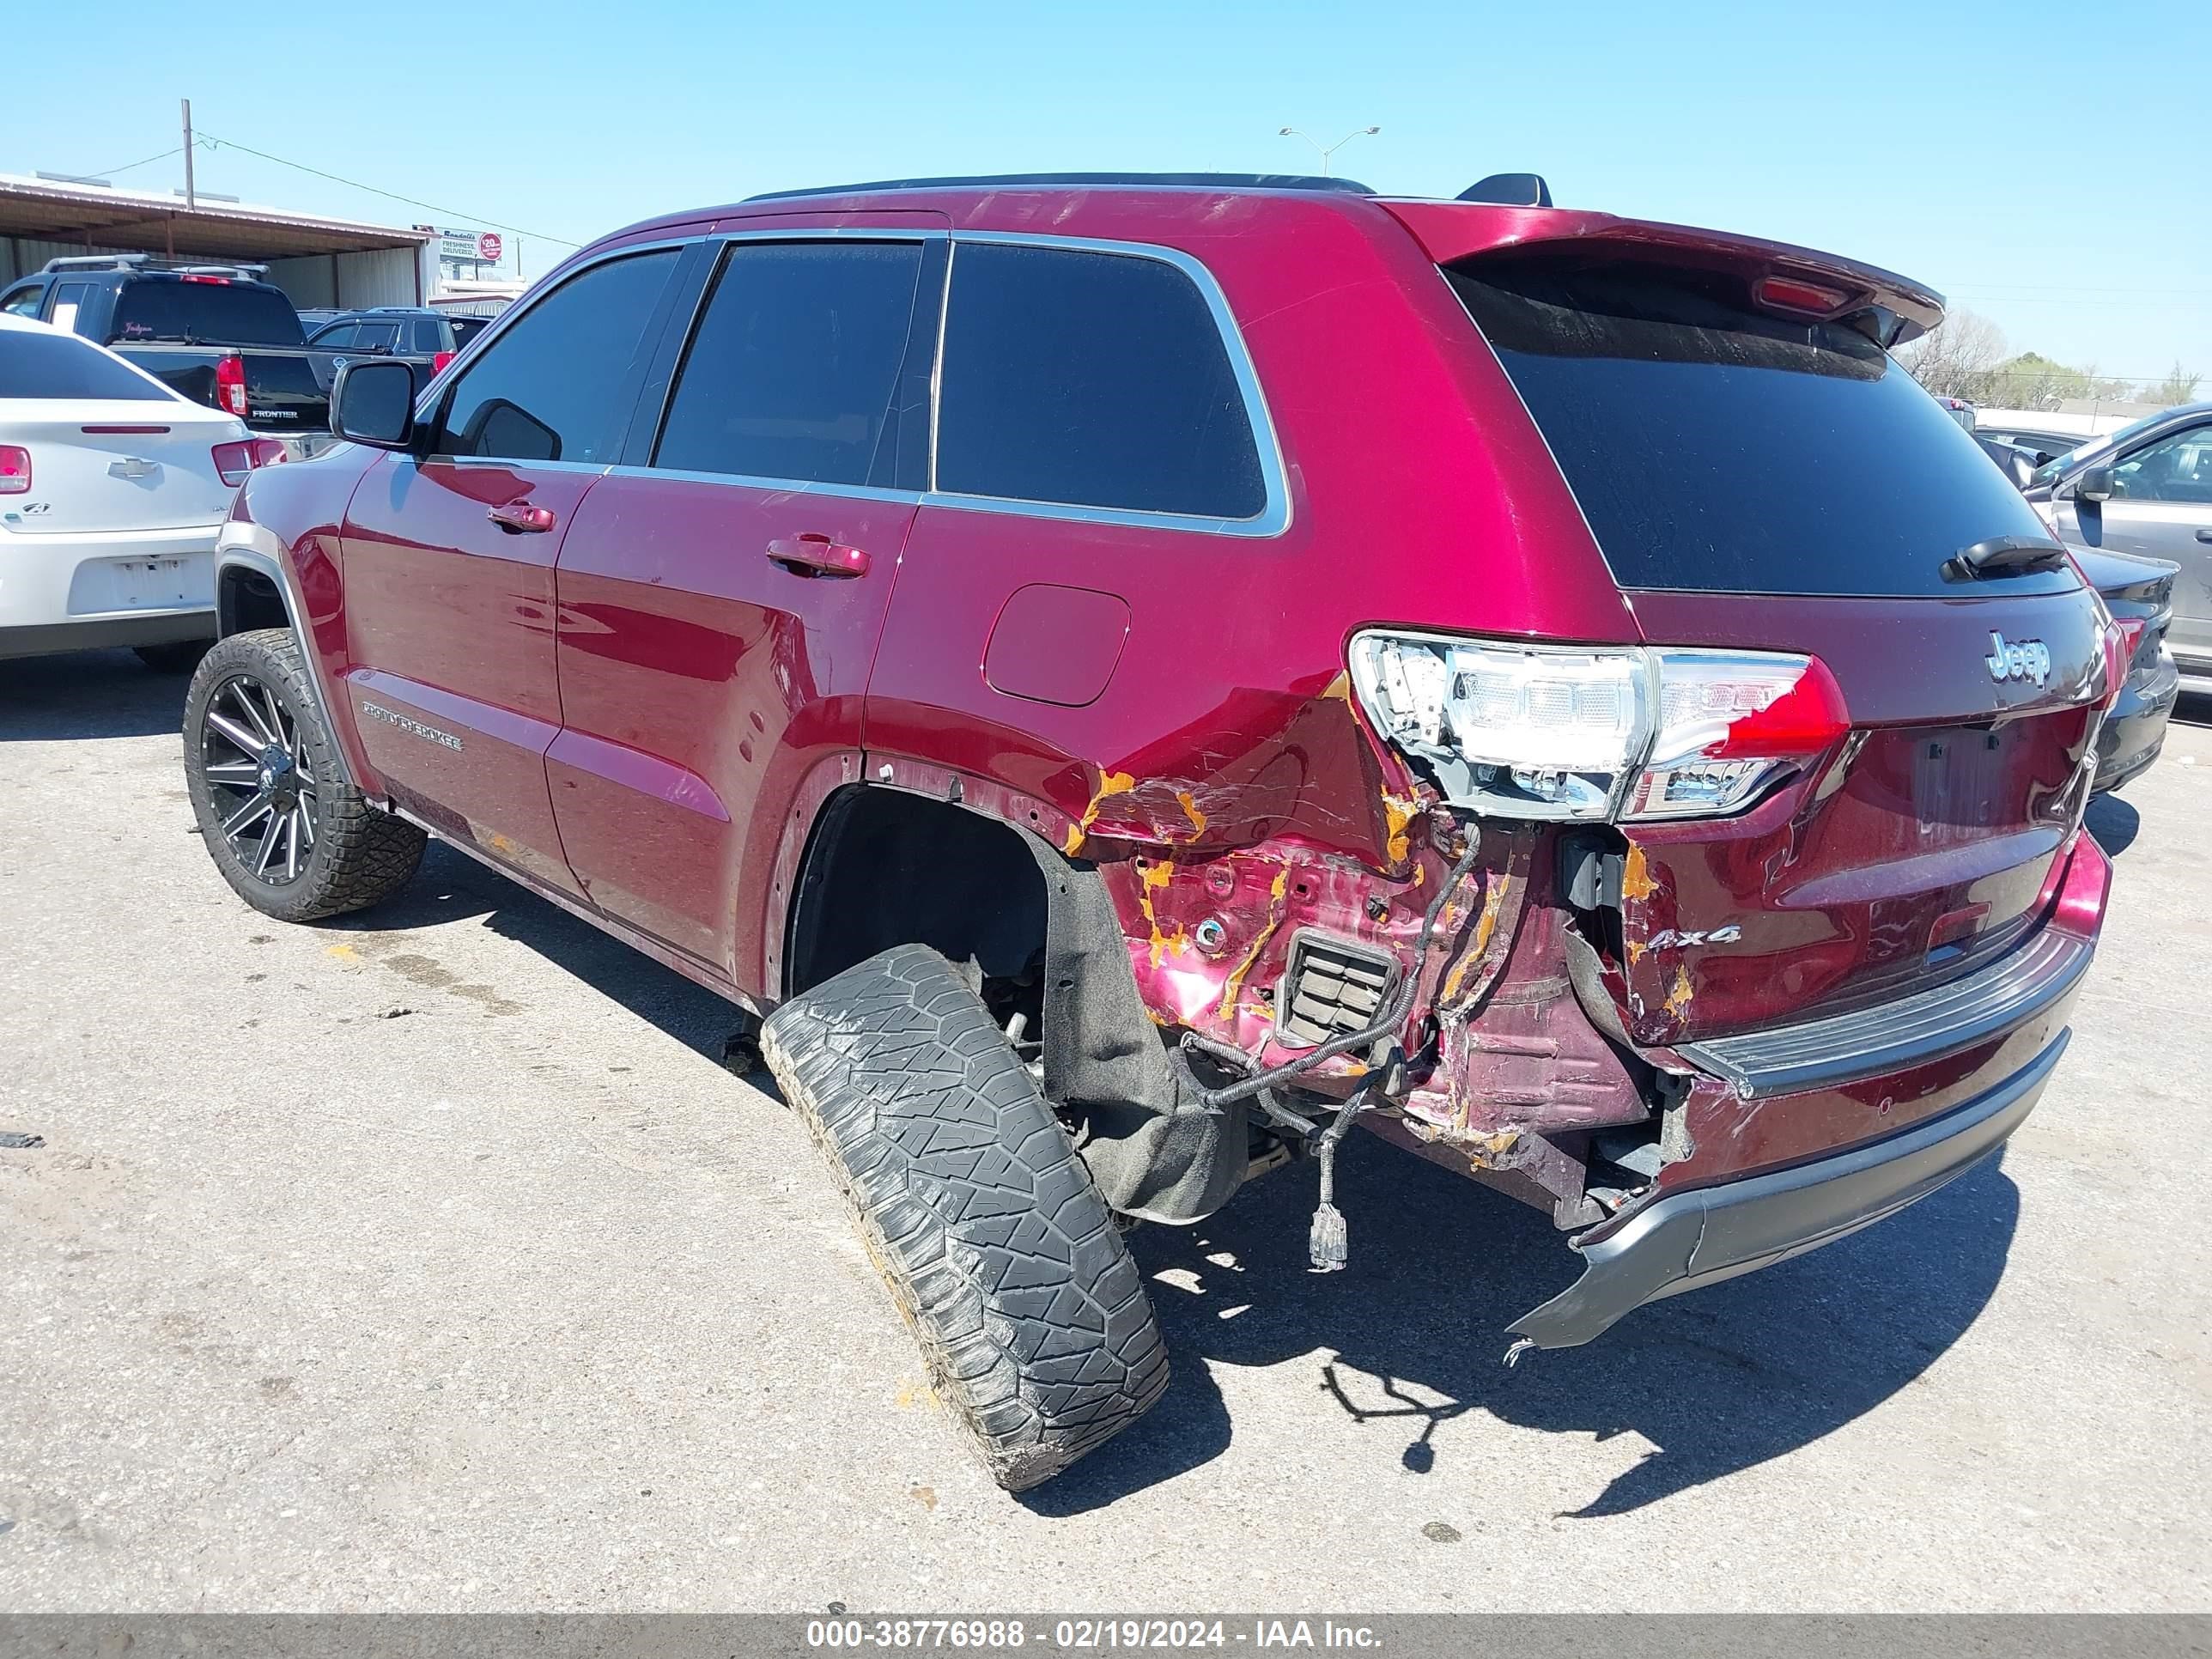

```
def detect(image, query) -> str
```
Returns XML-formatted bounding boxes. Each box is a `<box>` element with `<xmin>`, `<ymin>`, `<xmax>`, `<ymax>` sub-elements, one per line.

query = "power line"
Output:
<box><xmin>192</xmin><ymin>130</ymin><xmax>582</xmax><ymax>248</ymax></box>
<box><xmin>82</xmin><ymin>143</ymin><xmax>187</xmax><ymax>181</ymax></box>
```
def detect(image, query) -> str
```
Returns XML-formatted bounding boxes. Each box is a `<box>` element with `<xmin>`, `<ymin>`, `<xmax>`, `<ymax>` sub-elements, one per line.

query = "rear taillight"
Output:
<box><xmin>1627</xmin><ymin>653</ymin><xmax>1851</xmax><ymax>819</ymax></box>
<box><xmin>0</xmin><ymin>446</ymin><xmax>28</xmax><ymax>495</ymax></box>
<box><xmin>211</xmin><ymin>437</ymin><xmax>288</xmax><ymax>487</ymax></box>
<box><xmin>431</xmin><ymin>350</ymin><xmax>455</xmax><ymax>374</ymax></box>
<box><xmin>1348</xmin><ymin>632</ymin><xmax>1850</xmax><ymax>823</ymax></box>
<box><xmin>214</xmin><ymin>354</ymin><xmax>249</xmax><ymax>418</ymax></box>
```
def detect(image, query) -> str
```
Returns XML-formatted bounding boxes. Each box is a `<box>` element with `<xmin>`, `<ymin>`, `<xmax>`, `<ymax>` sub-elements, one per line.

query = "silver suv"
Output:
<box><xmin>2031</xmin><ymin>401</ymin><xmax>2212</xmax><ymax>692</ymax></box>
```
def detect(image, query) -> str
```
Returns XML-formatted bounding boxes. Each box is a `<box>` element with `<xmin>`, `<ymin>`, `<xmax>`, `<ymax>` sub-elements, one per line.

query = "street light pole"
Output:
<box><xmin>1278</xmin><ymin>125</ymin><xmax>1379</xmax><ymax>177</ymax></box>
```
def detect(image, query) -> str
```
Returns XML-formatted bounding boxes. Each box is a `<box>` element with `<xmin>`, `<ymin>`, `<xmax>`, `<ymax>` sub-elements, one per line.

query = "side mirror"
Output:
<box><xmin>2075</xmin><ymin>465</ymin><xmax>2116</xmax><ymax>504</ymax></box>
<box><xmin>330</xmin><ymin>359</ymin><xmax>418</xmax><ymax>449</ymax></box>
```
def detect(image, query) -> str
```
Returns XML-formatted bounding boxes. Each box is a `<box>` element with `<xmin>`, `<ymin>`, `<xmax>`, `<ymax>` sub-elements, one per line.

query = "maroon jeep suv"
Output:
<box><xmin>186</xmin><ymin>171</ymin><xmax>2120</xmax><ymax>1494</ymax></box>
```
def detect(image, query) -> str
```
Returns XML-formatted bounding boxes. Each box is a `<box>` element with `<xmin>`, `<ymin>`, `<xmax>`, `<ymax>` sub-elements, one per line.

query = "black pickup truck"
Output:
<box><xmin>0</xmin><ymin>256</ymin><xmax>411</xmax><ymax>436</ymax></box>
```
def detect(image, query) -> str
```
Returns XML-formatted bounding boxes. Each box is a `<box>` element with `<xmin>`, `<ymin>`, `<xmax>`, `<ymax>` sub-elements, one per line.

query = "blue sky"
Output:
<box><xmin>7</xmin><ymin>0</ymin><xmax>2208</xmax><ymax>386</ymax></box>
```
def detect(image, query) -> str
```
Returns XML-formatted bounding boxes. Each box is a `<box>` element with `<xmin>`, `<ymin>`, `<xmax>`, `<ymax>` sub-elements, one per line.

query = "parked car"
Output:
<box><xmin>190</xmin><ymin>173</ymin><xmax>2121</xmax><ymax>1493</ymax></box>
<box><xmin>0</xmin><ymin>314</ymin><xmax>283</xmax><ymax>666</ymax></box>
<box><xmin>2067</xmin><ymin>545</ymin><xmax>2181</xmax><ymax>790</ymax></box>
<box><xmin>1978</xmin><ymin>425</ymin><xmax>2087</xmax><ymax>468</ymax></box>
<box><xmin>2029</xmin><ymin>401</ymin><xmax>2212</xmax><ymax>696</ymax></box>
<box><xmin>305</xmin><ymin>306</ymin><xmax>488</xmax><ymax>372</ymax></box>
<box><xmin>1</xmin><ymin>255</ymin><xmax>337</xmax><ymax>434</ymax></box>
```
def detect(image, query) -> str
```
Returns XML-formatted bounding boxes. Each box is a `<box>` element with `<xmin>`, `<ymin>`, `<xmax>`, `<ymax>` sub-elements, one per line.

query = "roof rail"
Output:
<box><xmin>747</xmin><ymin>171</ymin><xmax>1376</xmax><ymax>203</ymax></box>
<box><xmin>40</xmin><ymin>253</ymin><xmax>150</xmax><ymax>274</ymax></box>
<box><xmin>37</xmin><ymin>253</ymin><xmax>271</xmax><ymax>280</ymax></box>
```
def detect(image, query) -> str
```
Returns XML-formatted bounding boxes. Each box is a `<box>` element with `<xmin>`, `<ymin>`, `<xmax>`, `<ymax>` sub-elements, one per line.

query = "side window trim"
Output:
<box><xmin>417</xmin><ymin>239</ymin><xmax>690</xmax><ymax>473</ymax></box>
<box><xmin>922</xmin><ymin>230</ymin><xmax>1291</xmax><ymax>539</ymax></box>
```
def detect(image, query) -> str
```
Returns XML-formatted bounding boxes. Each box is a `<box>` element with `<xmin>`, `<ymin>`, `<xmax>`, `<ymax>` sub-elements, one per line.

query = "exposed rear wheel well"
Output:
<box><xmin>217</xmin><ymin>565</ymin><xmax>288</xmax><ymax>639</ymax></box>
<box><xmin>784</xmin><ymin>785</ymin><xmax>1050</xmax><ymax>1009</ymax></box>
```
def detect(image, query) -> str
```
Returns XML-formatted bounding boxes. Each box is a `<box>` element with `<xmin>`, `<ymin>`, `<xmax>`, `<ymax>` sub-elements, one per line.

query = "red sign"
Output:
<box><xmin>476</xmin><ymin>232</ymin><xmax>504</xmax><ymax>264</ymax></box>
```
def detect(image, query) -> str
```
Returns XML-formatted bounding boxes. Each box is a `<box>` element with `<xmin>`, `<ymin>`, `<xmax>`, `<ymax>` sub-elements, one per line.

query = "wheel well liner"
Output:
<box><xmin>783</xmin><ymin>782</ymin><xmax>1242</xmax><ymax>1224</ymax></box>
<box><xmin>216</xmin><ymin>562</ymin><xmax>289</xmax><ymax>639</ymax></box>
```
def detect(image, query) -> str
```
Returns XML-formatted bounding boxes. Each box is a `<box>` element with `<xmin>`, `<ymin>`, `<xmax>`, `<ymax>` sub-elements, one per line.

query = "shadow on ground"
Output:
<box><xmin>347</xmin><ymin>836</ymin><xmax>2014</xmax><ymax>1522</ymax></box>
<box><xmin>0</xmin><ymin>649</ymin><xmax>192</xmax><ymax>742</ymax></box>
<box><xmin>325</xmin><ymin>841</ymin><xmax>746</xmax><ymax>1061</ymax></box>
<box><xmin>1031</xmin><ymin>1146</ymin><xmax>2017</xmax><ymax>1519</ymax></box>
<box><xmin>2086</xmin><ymin>792</ymin><xmax>2142</xmax><ymax>857</ymax></box>
<box><xmin>24</xmin><ymin>646</ymin><xmax>2020</xmax><ymax>1522</ymax></box>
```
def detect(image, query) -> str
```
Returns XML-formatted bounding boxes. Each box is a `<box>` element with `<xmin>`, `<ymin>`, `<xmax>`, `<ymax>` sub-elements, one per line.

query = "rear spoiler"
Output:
<box><xmin>1382</xmin><ymin>201</ymin><xmax>1944</xmax><ymax>347</ymax></box>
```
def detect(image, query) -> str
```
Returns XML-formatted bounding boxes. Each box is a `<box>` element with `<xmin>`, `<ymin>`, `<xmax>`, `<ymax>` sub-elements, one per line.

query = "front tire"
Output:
<box><xmin>183</xmin><ymin>629</ymin><xmax>426</xmax><ymax>922</ymax></box>
<box><xmin>763</xmin><ymin>944</ymin><xmax>1170</xmax><ymax>1493</ymax></box>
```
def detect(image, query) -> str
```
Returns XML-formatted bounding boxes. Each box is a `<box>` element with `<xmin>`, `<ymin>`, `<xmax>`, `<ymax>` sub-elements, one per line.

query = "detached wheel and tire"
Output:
<box><xmin>182</xmin><ymin>628</ymin><xmax>427</xmax><ymax>923</ymax></box>
<box><xmin>763</xmin><ymin>944</ymin><xmax>1170</xmax><ymax>1493</ymax></box>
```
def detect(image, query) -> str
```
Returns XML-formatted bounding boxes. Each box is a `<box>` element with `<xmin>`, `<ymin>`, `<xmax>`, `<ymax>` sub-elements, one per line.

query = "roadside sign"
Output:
<box><xmin>477</xmin><ymin>232</ymin><xmax>504</xmax><ymax>264</ymax></box>
<box><xmin>437</xmin><ymin>227</ymin><xmax>480</xmax><ymax>262</ymax></box>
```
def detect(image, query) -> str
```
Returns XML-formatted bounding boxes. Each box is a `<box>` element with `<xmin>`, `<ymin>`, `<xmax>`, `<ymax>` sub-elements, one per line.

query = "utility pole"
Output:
<box><xmin>180</xmin><ymin>99</ymin><xmax>195</xmax><ymax>209</ymax></box>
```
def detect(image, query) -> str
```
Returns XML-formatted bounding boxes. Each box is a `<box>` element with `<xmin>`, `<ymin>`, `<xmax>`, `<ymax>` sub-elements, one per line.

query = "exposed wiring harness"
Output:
<box><xmin>1176</xmin><ymin>826</ymin><xmax>1486</xmax><ymax>1113</ymax></box>
<box><xmin>1170</xmin><ymin>822</ymin><xmax>1488</xmax><ymax>1268</ymax></box>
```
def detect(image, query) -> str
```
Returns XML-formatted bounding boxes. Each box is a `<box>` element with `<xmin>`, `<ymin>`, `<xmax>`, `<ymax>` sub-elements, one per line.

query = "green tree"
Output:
<box><xmin>2151</xmin><ymin>362</ymin><xmax>2203</xmax><ymax>405</ymax></box>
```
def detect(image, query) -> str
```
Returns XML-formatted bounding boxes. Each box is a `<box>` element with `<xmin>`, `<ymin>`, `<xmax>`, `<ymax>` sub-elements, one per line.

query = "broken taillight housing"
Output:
<box><xmin>1346</xmin><ymin>631</ymin><xmax>1850</xmax><ymax>823</ymax></box>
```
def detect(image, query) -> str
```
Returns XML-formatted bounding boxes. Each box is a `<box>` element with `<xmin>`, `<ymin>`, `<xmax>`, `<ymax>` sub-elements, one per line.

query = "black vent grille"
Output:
<box><xmin>1278</xmin><ymin>933</ymin><xmax>1399</xmax><ymax>1048</ymax></box>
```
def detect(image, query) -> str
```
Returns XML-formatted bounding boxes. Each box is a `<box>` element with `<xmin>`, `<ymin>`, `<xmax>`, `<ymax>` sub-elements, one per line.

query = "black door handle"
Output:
<box><xmin>2196</xmin><ymin>528</ymin><xmax>2212</xmax><ymax>544</ymax></box>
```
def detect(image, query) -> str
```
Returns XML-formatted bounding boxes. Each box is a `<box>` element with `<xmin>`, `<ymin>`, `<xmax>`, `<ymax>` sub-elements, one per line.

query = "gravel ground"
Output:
<box><xmin>1</xmin><ymin>648</ymin><xmax>2207</xmax><ymax>1613</ymax></box>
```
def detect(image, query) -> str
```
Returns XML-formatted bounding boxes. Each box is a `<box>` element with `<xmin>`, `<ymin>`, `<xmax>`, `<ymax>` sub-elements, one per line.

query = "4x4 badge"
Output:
<box><xmin>1984</xmin><ymin>631</ymin><xmax>2051</xmax><ymax>687</ymax></box>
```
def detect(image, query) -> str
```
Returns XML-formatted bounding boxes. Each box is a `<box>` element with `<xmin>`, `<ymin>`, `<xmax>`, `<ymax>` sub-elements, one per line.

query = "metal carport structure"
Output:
<box><xmin>0</xmin><ymin>173</ymin><xmax>435</xmax><ymax>311</ymax></box>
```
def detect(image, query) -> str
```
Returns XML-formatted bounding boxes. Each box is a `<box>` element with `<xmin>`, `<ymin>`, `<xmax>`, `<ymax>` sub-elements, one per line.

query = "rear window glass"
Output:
<box><xmin>935</xmin><ymin>242</ymin><xmax>1266</xmax><ymax>520</ymax></box>
<box><xmin>112</xmin><ymin>280</ymin><xmax>304</xmax><ymax>347</ymax></box>
<box><xmin>0</xmin><ymin>332</ymin><xmax>170</xmax><ymax>401</ymax></box>
<box><xmin>1448</xmin><ymin>261</ymin><xmax>2074</xmax><ymax>598</ymax></box>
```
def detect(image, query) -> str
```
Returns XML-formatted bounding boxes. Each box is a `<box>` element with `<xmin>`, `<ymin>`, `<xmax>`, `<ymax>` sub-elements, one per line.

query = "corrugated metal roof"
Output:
<box><xmin>0</xmin><ymin>173</ymin><xmax>434</xmax><ymax>259</ymax></box>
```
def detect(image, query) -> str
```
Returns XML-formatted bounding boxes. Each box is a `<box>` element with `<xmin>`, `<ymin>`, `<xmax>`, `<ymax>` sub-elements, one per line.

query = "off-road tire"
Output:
<box><xmin>762</xmin><ymin>944</ymin><xmax>1170</xmax><ymax>1492</ymax></box>
<box><xmin>183</xmin><ymin>628</ymin><xmax>427</xmax><ymax>923</ymax></box>
<box><xmin>135</xmin><ymin>640</ymin><xmax>210</xmax><ymax>674</ymax></box>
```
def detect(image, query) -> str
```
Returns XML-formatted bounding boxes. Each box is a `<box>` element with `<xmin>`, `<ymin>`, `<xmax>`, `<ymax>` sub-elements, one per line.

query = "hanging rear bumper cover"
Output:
<box><xmin>1507</xmin><ymin>1028</ymin><xmax>2069</xmax><ymax>1350</ymax></box>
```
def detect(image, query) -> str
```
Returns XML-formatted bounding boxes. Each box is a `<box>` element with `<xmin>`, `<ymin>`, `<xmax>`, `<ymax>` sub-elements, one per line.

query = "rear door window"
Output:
<box><xmin>48</xmin><ymin>282</ymin><xmax>94</xmax><ymax>333</ymax></box>
<box><xmin>352</xmin><ymin>321</ymin><xmax>403</xmax><ymax>354</ymax></box>
<box><xmin>933</xmin><ymin>241</ymin><xmax>1267</xmax><ymax>520</ymax></box>
<box><xmin>0</xmin><ymin>332</ymin><xmax>173</xmax><ymax>400</ymax></box>
<box><xmin>435</xmin><ymin>249</ymin><xmax>681</xmax><ymax>465</ymax></box>
<box><xmin>652</xmin><ymin>240</ymin><xmax>924</xmax><ymax>488</ymax></box>
<box><xmin>112</xmin><ymin>280</ymin><xmax>304</xmax><ymax>346</ymax></box>
<box><xmin>1447</xmin><ymin>260</ymin><xmax>2072</xmax><ymax>597</ymax></box>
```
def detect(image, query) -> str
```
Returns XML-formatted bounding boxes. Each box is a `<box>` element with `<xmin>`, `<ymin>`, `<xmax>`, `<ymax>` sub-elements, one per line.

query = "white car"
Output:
<box><xmin>0</xmin><ymin>313</ymin><xmax>283</xmax><ymax>668</ymax></box>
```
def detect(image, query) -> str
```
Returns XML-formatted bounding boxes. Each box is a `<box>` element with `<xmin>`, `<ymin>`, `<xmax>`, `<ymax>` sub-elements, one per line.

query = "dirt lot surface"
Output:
<box><xmin>3</xmin><ymin>650</ymin><xmax>2208</xmax><ymax>1611</ymax></box>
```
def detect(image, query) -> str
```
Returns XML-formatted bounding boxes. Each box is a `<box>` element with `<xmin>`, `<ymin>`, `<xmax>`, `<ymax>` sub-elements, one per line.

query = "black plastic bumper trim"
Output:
<box><xmin>1506</xmin><ymin>1029</ymin><xmax>2068</xmax><ymax>1351</ymax></box>
<box><xmin>1677</xmin><ymin>927</ymin><xmax>2092</xmax><ymax>1099</ymax></box>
